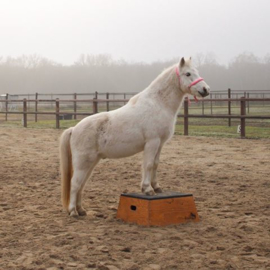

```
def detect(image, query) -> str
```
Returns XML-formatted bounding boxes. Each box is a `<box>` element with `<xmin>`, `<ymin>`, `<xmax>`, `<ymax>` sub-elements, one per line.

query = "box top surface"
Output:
<box><xmin>120</xmin><ymin>191</ymin><xmax>193</xmax><ymax>200</ymax></box>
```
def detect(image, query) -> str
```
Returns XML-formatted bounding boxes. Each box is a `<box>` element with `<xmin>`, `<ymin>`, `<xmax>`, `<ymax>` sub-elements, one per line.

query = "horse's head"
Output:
<box><xmin>176</xmin><ymin>57</ymin><xmax>210</xmax><ymax>99</ymax></box>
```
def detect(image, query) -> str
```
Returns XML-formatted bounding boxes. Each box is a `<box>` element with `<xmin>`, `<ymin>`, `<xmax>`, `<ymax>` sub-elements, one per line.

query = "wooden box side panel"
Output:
<box><xmin>149</xmin><ymin>196</ymin><xmax>199</xmax><ymax>226</ymax></box>
<box><xmin>116</xmin><ymin>196</ymin><xmax>150</xmax><ymax>226</ymax></box>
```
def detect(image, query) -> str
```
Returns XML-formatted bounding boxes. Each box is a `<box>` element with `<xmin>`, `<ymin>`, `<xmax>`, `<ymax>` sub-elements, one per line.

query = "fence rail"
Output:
<box><xmin>0</xmin><ymin>95</ymin><xmax>270</xmax><ymax>138</ymax></box>
<box><xmin>179</xmin><ymin>97</ymin><xmax>270</xmax><ymax>138</ymax></box>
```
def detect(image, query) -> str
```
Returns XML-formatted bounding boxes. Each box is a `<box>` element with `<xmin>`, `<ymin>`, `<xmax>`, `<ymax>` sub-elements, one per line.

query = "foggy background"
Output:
<box><xmin>1</xmin><ymin>0</ymin><xmax>270</xmax><ymax>94</ymax></box>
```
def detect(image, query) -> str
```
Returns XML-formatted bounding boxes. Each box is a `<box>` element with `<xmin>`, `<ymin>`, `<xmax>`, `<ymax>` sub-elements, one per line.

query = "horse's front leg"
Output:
<box><xmin>141</xmin><ymin>139</ymin><xmax>161</xmax><ymax>196</ymax></box>
<box><xmin>151</xmin><ymin>146</ymin><xmax>163</xmax><ymax>193</ymax></box>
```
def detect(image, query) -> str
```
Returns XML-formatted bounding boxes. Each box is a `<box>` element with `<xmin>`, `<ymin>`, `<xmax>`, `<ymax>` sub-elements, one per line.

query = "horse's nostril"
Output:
<box><xmin>200</xmin><ymin>87</ymin><xmax>209</xmax><ymax>97</ymax></box>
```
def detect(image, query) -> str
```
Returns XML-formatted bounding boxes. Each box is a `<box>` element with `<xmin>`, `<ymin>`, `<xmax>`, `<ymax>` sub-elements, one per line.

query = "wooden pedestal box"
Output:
<box><xmin>116</xmin><ymin>191</ymin><xmax>199</xmax><ymax>226</ymax></box>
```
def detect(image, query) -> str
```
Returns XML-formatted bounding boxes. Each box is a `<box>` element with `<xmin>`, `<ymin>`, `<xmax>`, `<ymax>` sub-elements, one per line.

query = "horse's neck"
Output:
<box><xmin>147</xmin><ymin>65</ymin><xmax>185</xmax><ymax>115</ymax></box>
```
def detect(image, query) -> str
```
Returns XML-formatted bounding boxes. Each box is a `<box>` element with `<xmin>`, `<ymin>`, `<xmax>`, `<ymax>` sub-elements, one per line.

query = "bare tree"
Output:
<box><xmin>0</xmin><ymin>52</ymin><xmax>270</xmax><ymax>94</ymax></box>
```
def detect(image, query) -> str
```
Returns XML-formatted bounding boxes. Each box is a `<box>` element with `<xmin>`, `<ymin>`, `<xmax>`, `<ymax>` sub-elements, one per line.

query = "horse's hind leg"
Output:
<box><xmin>141</xmin><ymin>139</ymin><xmax>161</xmax><ymax>196</ymax></box>
<box><xmin>75</xmin><ymin>159</ymin><xmax>100</xmax><ymax>216</ymax></box>
<box><xmin>69</xmin><ymin>156</ymin><xmax>99</xmax><ymax>216</ymax></box>
<box><xmin>76</xmin><ymin>190</ymin><xmax>87</xmax><ymax>216</ymax></box>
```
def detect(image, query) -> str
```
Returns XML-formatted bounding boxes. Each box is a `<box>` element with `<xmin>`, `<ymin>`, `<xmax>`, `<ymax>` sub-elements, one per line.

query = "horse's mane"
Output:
<box><xmin>147</xmin><ymin>59</ymin><xmax>192</xmax><ymax>90</ymax></box>
<box><xmin>146</xmin><ymin>63</ymin><xmax>182</xmax><ymax>94</ymax></box>
<box><xmin>152</xmin><ymin>65</ymin><xmax>175</xmax><ymax>83</ymax></box>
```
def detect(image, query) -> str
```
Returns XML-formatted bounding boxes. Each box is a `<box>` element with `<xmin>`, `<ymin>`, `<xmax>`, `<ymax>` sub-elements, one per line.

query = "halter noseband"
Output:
<box><xmin>175</xmin><ymin>67</ymin><xmax>204</xmax><ymax>88</ymax></box>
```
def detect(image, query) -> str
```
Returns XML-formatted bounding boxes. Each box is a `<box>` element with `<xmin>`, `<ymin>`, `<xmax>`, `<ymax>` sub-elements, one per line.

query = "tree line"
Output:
<box><xmin>0</xmin><ymin>52</ymin><xmax>269</xmax><ymax>95</ymax></box>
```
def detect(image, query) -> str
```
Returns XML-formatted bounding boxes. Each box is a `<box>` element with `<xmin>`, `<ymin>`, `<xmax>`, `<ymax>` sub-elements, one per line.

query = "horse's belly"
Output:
<box><xmin>100</xmin><ymin>137</ymin><xmax>144</xmax><ymax>159</ymax></box>
<box><xmin>102</xmin><ymin>143</ymin><xmax>144</xmax><ymax>159</ymax></box>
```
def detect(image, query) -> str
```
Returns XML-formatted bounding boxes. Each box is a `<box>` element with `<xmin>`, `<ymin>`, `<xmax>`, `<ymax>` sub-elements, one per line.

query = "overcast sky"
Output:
<box><xmin>1</xmin><ymin>0</ymin><xmax>269</xmax><ymax>65</ymax></box>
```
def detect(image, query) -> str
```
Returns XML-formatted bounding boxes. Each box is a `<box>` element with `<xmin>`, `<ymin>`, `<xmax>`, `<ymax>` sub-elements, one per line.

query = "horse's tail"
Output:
<box><xmin>59</xmin><ymin>127</ymin><xmax>73</xmax><ymax>211</ymax></box>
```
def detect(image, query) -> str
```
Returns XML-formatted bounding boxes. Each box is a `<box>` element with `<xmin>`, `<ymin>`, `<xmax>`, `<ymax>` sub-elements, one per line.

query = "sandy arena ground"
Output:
<box><xmin>0</xmin><ymin>127</ymin><xmax>269</xmax><ymax>270</ymax></box>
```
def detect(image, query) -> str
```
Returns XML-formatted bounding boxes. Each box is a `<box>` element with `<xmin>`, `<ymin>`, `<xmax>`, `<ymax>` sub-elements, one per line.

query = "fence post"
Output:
<box><xmin>247</xmin><ymin>93</ymin><xmax>250</xmax><ymax>114</ymax></box>
<box><xmin>106</xmin><ymin>93</ymin><xmax>110</xmax><ymax>111</ymax></box>
<box><xmin>56</xmin><ymin>99</ymin><xmax>60</xmax><ymax>129</ymax></box>
<box><xmin>74</xmin><ymin>93</ymin><xmax>77</xmax><ymax>120</ymax></box>
<box><xmin>210</xmin><ymin>93</ymin><xmax>213</xmax><ymax>115</ymax></box>
<box><xmin>35</xmin><ymin>93</ymin><xmax>38</xmax><ymax>122</ymax></box>
<box><xmin>228</xmin><ymin>88</ymin><xmax>231</xmax><ymax>127</ymax></box>
<box><xmin>23</xmin><ymin>98</ymin><xmax>27</xmax><ymax>128</ymax></box>
<box><xmin>184</xmin><ymin>97</ymin><xmax>189</xmax><ymax>136</ymax></box>
<box><xmin>5</xmin><ymin>93</ymin><xmax>8</xmax><ymax>121</ymax></box>
<box><xmin>94</xmin><ymin>91</ymin><xmax>98</xmax><ymax>113</ymax></box>
<box><xmin>93</xmin><ymin>98</ymin><xmax>98</xmax><ymax>114</ymax></box>
<box><xmin>240</xmin><ymin>97</ymin><xmax>246</xmax><ymax>139</ymax></box>
<box><xmin>28</xmin><ymin>94</ymin><xmax>30</xmax><ymax>110</ymax></box>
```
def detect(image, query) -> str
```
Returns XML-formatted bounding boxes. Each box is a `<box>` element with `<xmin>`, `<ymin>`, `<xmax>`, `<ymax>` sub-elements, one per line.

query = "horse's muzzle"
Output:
<box><xmin>199</xmin><ymin>87</ymin><xmax>210</xmax><ymax>97</ymax></box>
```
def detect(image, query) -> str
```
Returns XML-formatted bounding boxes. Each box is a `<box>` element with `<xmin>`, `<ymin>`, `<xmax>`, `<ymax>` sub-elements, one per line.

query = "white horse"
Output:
<box><xmin>60</xmin><ymin>57</ymin><xmax>210</xmax><ymax>216</ymax></box>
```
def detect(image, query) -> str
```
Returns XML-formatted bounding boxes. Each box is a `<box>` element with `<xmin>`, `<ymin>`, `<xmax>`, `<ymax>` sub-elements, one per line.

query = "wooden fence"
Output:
<box><xmin>180</xmin><ymin>97</ymin><xmax>270</xmax><ymax>138</ymax></box>
<box><xmin>0</xmin><ymin>96</ymin><xmax>270</xmax><ymax>138</ymax></box>
<box><xmin>0</xmin><ymin>98</ymin><xmax>126</xmax><ymax>128</ymax></box>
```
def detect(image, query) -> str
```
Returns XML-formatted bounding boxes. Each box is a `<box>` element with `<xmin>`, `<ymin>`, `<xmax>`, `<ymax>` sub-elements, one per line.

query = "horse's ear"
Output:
<box><xmin>189</xmin><ymin>56</ymin><xmax>192</xmax><ymax>61</ymax></box>
<box><xmin>180</xmin><ymin>57</ymin><xmax>185</xmax><ymax>68</ymax></box>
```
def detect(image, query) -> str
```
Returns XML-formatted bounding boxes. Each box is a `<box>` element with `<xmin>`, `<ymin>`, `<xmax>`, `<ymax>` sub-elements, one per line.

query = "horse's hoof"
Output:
<box><xmin>77</xmin><ymin>209</ymin><xmax>87</xmax><ymax>216</ymax></box>
<box><xmin>69</xmin><ymin>209</ymin><xmax>79</xmax><ymax>217</ymax></box>
<box><xmin>154</xmin><ymin>187</ymin><xmax>163</xmax><ymax>193</ymax></box>
<box><xmin>145</xmin><ymin>190</ymin><xmax>155</xmax><ymax>196</ymax></box>
<box><xmin>142</xmin><ymin>185</ymin><xmax>155</xmax><ymax>196</ymax></box>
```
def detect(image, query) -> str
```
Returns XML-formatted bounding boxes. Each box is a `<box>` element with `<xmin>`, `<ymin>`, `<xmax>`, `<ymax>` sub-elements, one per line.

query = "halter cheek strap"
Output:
<box><xmin>175</xmin><ymin>66</ymin><xmax>181</xmax><ymax>80</ymax></box>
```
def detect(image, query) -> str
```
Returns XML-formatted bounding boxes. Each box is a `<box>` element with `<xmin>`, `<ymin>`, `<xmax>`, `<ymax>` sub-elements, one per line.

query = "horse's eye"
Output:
<box><xmin>186</xmin><ymin>72</ymin><xmax>191</xmax><ymax>77</ymax></box>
